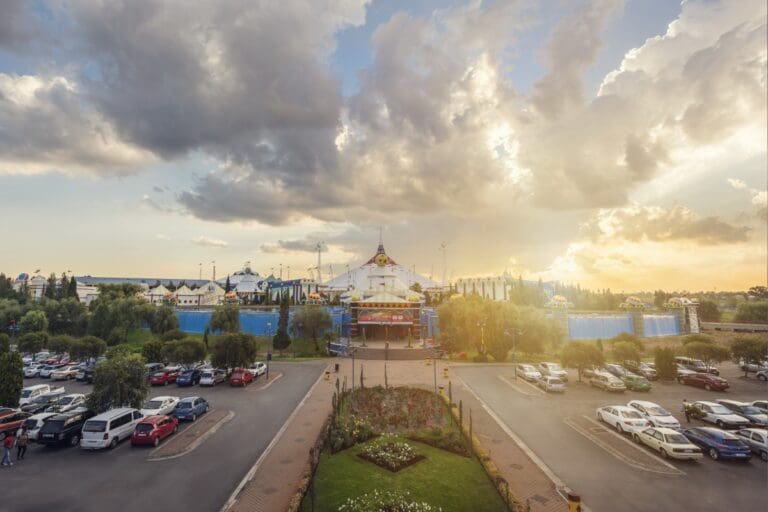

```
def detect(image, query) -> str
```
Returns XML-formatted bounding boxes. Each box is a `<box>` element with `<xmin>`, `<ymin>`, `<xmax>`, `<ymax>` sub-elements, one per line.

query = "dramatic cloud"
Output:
<box><xmin>191</xmin><ymin>236</ymin><xmax>228</xmax><ymax>248</ymax></box>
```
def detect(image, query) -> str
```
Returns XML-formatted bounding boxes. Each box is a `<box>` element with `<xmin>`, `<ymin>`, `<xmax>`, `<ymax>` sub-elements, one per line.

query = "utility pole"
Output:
<box><xmin>212</xmin><ymin>261</ymin><xmax>216</xmax><ymax>281</ymax></box>
<box><xmin>198</xmin><ymin>263</ymin><xmax>202</xmax><ymax>280</ymax></box>
<box><xmin>439</xmin><ymin>242</ymin><xmax>448</xmax><ymax>288</ymax></box>
<box><xmin>315</xmin><ymin>242</ymin><xmax>325</xmax><ymax>284</ymax></box>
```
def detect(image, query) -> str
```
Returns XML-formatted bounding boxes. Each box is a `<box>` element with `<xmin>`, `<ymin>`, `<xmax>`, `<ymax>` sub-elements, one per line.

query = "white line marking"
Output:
<box><xmin>580</xmin><ymin>416</ymin><xmax>683</xmax><ymax>474</ymax></box>
<box><xmin>219</xmin><ymin>363</ymin><xmax>330</xmax><ymax>512</ymax></box>
<box><xmin>497</xmin><ymin>374</ymin><xmax>535</xmax><ymax>396</ymax></box>
<box><xmin>515</xmin><ymin>376</ymin><xmax>547</xmax><ymax>395</ymax></box>
<box><xmin>255</xmin><ymin>372</ymin><xmax>283</xmax><ymax>391</ymax></box>
<box><xmin>455</xmin><ymin>373</ymin><xmax>573</xmax><ymax>507</ymax></box>
<box><xmin>149</xmin><ymin>410</ymin><xmax>236</xmax><ymax>462</ymax></box>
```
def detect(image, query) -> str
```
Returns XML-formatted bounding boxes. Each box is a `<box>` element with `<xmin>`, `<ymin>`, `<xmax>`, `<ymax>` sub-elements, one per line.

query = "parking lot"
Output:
<box><xmin>2</xmin><ymin>361</ymin><xmax>326</xmax><ymax>512</ymax></box>
<box><xmin>455</xmin><ymin>362</ymin><xmax>768</xmax><ymax>512</ymax></box>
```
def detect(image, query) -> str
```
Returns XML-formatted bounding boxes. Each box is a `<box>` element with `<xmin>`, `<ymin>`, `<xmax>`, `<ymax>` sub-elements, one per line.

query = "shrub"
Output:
<box><xmin>654</xmin><ymin>347</ymin><xmax>677</xmax><ymax>380</ymax></box>
<box><xmin>408</xmin><ymin>428</ymin><xmax>469</xmax><ymax>457</ymax></box>
<box><xmin>329</xmin><ymin>417</ymin><xmax>376</xmax><ymax>453</ymax></box>
<box><xmin>472</xmin><ymin>354</ymin><xmax>488</xmax><ymax>363</ymax></box>
<box><xmin>338</xmin><ymin>490</ymin><xmax>441</xmax><ymax>512</ymax></box>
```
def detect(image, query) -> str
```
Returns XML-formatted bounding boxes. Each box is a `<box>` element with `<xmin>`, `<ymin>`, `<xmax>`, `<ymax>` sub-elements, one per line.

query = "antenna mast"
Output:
<box><xmin>315</xmin><ymin>242</ymin><xmax>325</xmax><ymax>284</ymax></box>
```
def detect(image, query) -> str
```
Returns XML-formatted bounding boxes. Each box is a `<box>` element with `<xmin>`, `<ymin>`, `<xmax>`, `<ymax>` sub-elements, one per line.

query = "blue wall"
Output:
<box><xmin>643</xmin><ymin>314</ymin><xmax>680</xmax><ymax>337</ymax></box>
<box><xmin>176</xmin><ymin>307</ymin><xmax>345</xmax><ymax>337</ymax></box>
<box><xmin>568</xmin><ymin>314</ymin><xmax>634</xmax><ymax>340</ymax></box>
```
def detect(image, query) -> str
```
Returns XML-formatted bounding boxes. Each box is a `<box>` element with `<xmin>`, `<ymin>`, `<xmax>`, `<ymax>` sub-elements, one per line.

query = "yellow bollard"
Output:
<box><xmin>443</xmin><ymin>367</ymin><xmax>449</xmax><ymax>378</ymax></box>
<box><xmin>324</xmin><ymin>370</ymin><xmax>330</xmax><ymax>381</ymax></box>
<box><xmin>567</xmin><ymin>491</ymin><xmax>581</xmax><ymax>512</ymax></box>
<box><xmin>425</xmin><ymin>358</ymin><xmax>432</xmax><ymax>366</ymax></box>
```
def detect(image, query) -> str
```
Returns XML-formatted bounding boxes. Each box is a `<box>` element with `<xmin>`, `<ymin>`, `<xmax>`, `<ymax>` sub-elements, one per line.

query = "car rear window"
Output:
<box><xmin>722</xmin><ymin>439</ymin><xmax>743</xmax><ymax>446</ymax></box>
<box><xmin>549</xmin><ymin>379</ymin><xmax>563</xmax><ymax>385</ymax></box>
<box><xmin>178</xmin><ymin>402</ymin><xmax>192</xmax><ymax>409</ymax></box>
<box><xmin>135</xmin><ymin>423</ymin><xmax>154</xmax><ymax>433</ymax></box>
<box><xmin>665</xmin><ymin>434</ymin><xmax>689</xmax><ymax>444</ymax></box>
<box><xmin>22</xmin><ymin>419</ymin><xmax>37</xmax><ymax>429</ymax></box>
<box><xmin>621</xmin><ymin>410</ymin><xmax>642</xmax><ymax>419</ymax></box>
<box><xmin>83</xmin><ymin>420</ymin><xmax>107</xmax><ymax>432</ymax></box>
<box><xmin>40</xmin><ymin>420</ymin><xmax>65</xmax><ymax>432</ymax></box>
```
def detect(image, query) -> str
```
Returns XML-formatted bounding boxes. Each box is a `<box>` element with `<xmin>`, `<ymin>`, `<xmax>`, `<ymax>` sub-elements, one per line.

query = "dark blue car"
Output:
<box><xmin>176</xmin><ymin>369</ymin><xmax>201</xmax><ymax>387</ymax></box>
<box><xmin>173</xmin><ymin>396</ymin><xmax>209</xmax><ymax>422</ymax></box>
<box><xmin>683</xmin><ymin>427</ymin><xmax>752</xmax><ymax>461</ymax></box>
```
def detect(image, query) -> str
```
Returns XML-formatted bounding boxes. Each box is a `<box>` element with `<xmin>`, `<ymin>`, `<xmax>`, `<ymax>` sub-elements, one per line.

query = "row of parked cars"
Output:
<box><xmin>144</xmin><ymin>361</ymin><xmax>267</xmax><ymax>387</ymax></box>
<box><xmin>596</xmin><ymin>399</ymin><xmax>768</xmax><ymax>462</ymax></box>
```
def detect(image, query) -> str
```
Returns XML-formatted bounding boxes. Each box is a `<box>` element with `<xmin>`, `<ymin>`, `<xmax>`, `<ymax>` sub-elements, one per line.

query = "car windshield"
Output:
<box><xmin>232</xmin><ymin>372</ymin><xmax>243</xmax><ymax>377</ymax></box>
<box><xmin>737</xmin><ymin>406</ymin><xmax>762</xmax><ymax>415</ymax></box>
<box><xmin>82</xmin><ymin>420</ymin><xmax>107</xmax><ymax>432</ymax></box>
<box><xmin>177</xmin><ymin>402</ymin><xmax>192</xmax><ymax>409</ymax></box>
<box><xmin>620</xmin><ymin>410</ymin><xmax>642</xmax><ymax>419</ymax></box>
<box><xmin>548</xmin><ymin>379</ymin><xmax>563</xmax><ymax>385</ymax></box>
<box><xmin>182</xmin><ymin>370</ymin><xmax>194</xmax><ymax>376</ymax></box>
<box><xmin>548</xmin><ymin>364</ymin><xmax>563</xmax><ymax>371</ymax></box>
<box><xmin>33</xmin><ymin>395</ymin><xmax>56</xmax><ymax>404</ymax></box>
<box><xmin>665</xmin><ymin>434</ymin><xmax>689</xmax><ymax>444</ymax></box>
<box><xmin>710</xmin><ymin>405</ymin><xmax>732</xmax><ymax>414</ymax></box>
<box><xmin>59</xmin><ymin>396</ymin><xmax>76</xmax><ymax>405</ymax></box>
<box><xmin>135</xmin><ymin>423</ymin><xmax>154</xmax><ymax>432</ymax></box>
<box><xmin>22</xmin><ymin>419</ymin><xmax>37</xmax><ymax>429</ymax></box>
<box><xmin>143</xmin><ymin>400</ymin><xmax>164</xmax><ymax>409</ymax></box>
<box><xmin>646</xmin><ymin>406</ymin><xmax>671</xmax><ymax>417</ymax></box>
<box><xmin>21</xmin><ymin>389</ymin><xmax>33</xmax><ymax>398</ymax></box>
<box><xmin>201</xmin><ymin>372</ymin><xmax>213</xmax><ymax>378</ymax></box>
<box><xmin>152</xmin><ymin>372</ymin><xmax>165</xmax><ymax>377</ymax></box>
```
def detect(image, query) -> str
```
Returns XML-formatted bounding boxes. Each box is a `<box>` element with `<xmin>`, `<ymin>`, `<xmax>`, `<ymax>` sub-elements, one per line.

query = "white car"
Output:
<box><xmin>716</xmin><ymin>400</ymin><xmax>768</xmax><ymax>427</ymax></box>
<box><xmin>756</xmin><ymin>370</ymin><xmax>767</xmax><ymax>382</ymax></box>
<box><xmin>140</xmin><ymin>396</ymin><xmax>180</xmax><ymax>417</ymax></box>
<box><xmin>691</xmin><ymin>401</ymin><xmax>751</xmax><ymax>429</ymax></box>
<box><xmin>752</xmin><ymin>401</ymin><xmax>768</xmax><ymax>414</ymax></box>
<box><xmin>516</xmin><ymin>364</ymin><xmax>542</xmax><ymax>382</ymax></box>
<box><xmin>24</xmin><ymin>364</ymin><xmax>44</xmax><ymax>378</ymax></box>
<box><xmin>628</xmin><ymin>400</ymin><xmax>681</xmax><ymax>430</ymax></box>
<box><xmin>632</xmin><ymin>427</ymin><xmax>703</xmax><ymax>460</ymax></box>
<box><xmin>734</xmin><ymin>428</ymin><xmax>768</xmax><ymax>461</ymax></box>
<box><xmin>39</xmin><ymin>365</ymin><xmax>60</xmax><ymax>378</ymax></box>
<box><xmin>51</xmin><ymin>365</ymin><xmax>79</xmax><ymax>381</ymax></box>
<box><xmin>597</xmin><ymin>405</ymin><xmax>651</xmax><ymax>434</ymax></box>
<box><xmin>248</xmin><ymin>362</ymin><xmax>267</xmax><ymax>378</ymax></box>
<box><xmin>538</xmin><ymin>362</ymin><xmax>568</xmax><ymax>382</ymax></box>
<box><xmin>537</xmin><ymin>376</ymin><xmax>565</xmax><ymax>393</ymax></box>
<box><xmin>47</xmin><ymin>393</ymin><xmax>86</xmax><ymax>413</ymax></box>
<box><xmin>17</xmin><ymin>412</ymin><xmax>57</xmax><ymax>441</ymax></box>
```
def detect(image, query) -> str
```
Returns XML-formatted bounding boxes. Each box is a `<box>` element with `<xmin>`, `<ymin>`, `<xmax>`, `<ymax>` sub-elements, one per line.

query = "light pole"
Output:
<box><xmin>477</xmin><ymin>320</ymin><xmax>486</xmax><ymax>355</ymax></box>
<box><xmin>508</xmin><ymin>328</ymin><xmax>524</xmax><ymax>379</ymax></box>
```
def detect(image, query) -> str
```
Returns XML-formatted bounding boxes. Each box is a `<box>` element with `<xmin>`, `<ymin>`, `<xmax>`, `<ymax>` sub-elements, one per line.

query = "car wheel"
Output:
<box><xmin>70</xmin><ymin>435</ymin><xmax>79</xmax><ymax>447</ymax></box>
<box><xmin>758</xmin><ymin>374</ymin><xmax>767</xmax><ymax>382</ymax></box>
<box><xmin>109</xmin><ymin>437</ymin><xmax>118</xmax><ymax>449</ymax></box>
<box><xmin>660</xmin><ymin>448</ymin><xmax>669</xmax><ymax>459</ymax></box>
<box><xmin>192</xmin><ymin>414</ymin><xmax>197</xmax><ymax>422</ymax></box>
<box><xmin>716</xmin><ymin>420</ymin><xmax>724</xmax><ymax>428</ymax></box>
<box><xmin>597</xmin><ymin>412</ymin><xmax>603</xmax><ymax>422</ymax></box>
<box><xmin>761</xmin><ymin>451</ymin><xmax>767</xmax><ymax>462</ymax></box>
<box><xmin>173</xmin><ymin>425</ymin><xmax>178</xmax><ymax>434</ymax></box>
<box><xmin>153</xmin><ymin>437</ymin><xmax>160</xmax><ymax>447</ymax></box>
<box><xmin>708</xmin><ymin>448</ymin><xmax>719</xmax><ymax>460</ymax></box>
<box><xmin>632</xmin><ymin>434</ymin><xmax>640</xmax><ymax>444</ymax></box>
<box><xmin>704</xmin><ymin>384</ymin><xmax>711</xmax><ymax>391</ymax></box>
<box><xmin>616</xmin><ymin>423</ymin><xmax>624</xmax><ymax>434</ymax></box>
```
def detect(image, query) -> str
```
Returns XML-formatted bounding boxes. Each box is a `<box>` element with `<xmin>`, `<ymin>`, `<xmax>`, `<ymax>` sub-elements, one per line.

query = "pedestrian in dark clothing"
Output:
<box><xmin>16</xmin><ymin>428</ymin><xmax>29</xmax><ymax>460</ymax></box>
<box><xmin>682</xmin><ymin>399</ymin><xmax>691</xmax><ymax>423</ymax></box>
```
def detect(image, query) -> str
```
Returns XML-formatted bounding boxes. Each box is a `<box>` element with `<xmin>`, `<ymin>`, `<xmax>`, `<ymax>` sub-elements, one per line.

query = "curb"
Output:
<box><xmin>149</xmin><ymin>410</ymin><xmax>235</xmax><ymax>462</ymax></box>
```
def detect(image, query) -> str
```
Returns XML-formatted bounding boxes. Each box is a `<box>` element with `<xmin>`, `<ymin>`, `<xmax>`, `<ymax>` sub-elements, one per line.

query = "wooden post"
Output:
<box><xmin>448</xmin><ymin>380</ymin><xmax>452</xmax><ymax>404</ymax></box>
<box><xmin>459</xmin><ymin>400</ymin><xmax>463</xmax><ymax>428</ymax></box>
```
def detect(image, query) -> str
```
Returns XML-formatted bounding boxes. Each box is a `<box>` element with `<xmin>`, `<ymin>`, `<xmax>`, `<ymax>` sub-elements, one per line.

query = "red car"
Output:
<box><xmin>229</xmin><ymin>369</ymin><xmax>253</xmax><ymax>387</ymax></box>
<box><xmin>680</xmin><ymin>373</ymin><xmax>729</xmax><ymax>391</ymax></box>
<box><xmin>150</xmin><ymin>370</ymin><xmax>178</xmax><ymax>386</ymax></box>
<box><xmin>131</xmin><ymin>415</ymin><xmax>179</xmax><ymax>447</ymax></box>
<box><xmin>0</xmin><ymin>411</ymin><xmax>32</xmax><ymax>440</ymax></box>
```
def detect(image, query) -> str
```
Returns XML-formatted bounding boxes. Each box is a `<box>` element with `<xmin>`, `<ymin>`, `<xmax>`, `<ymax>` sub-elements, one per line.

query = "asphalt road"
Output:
<box><xmin>2</xmin><ymin>361</ymin><xmax>326</xmax><ymax>512</ymax></box>
<box><xmin>455</xmin><ymin>362</ymin><xmax>768</xmax><ymax>512</ymax></box>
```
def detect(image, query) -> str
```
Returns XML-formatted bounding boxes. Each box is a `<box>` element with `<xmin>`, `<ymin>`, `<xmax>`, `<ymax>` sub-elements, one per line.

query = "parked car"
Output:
<box><xmin>734</xmin><ymin>428</ymin><xmax>768</xmax><ymax>462</ymax></box>
<box><xmin>515</xmin><ymin>364</ymin><xmax>542</xmax><ymax>382</ymax></box>
<box><xmin>176</xmin><ymin>369</ymin><xmax>202</xmax><ymax>387</ymax></box>
<box><xmin>627</xmin><ymin>400</ymin><xmax>681</xmax><ymax>430</ymax></box>
<box><xmin>140</xmin><ymin>396</ymin><xmax>180</xmax><ymax>417</ymax></box>
<box><xmin>622</xmin><ymin>361</ymin><xmax>658</xmax><ymax>380</ymax></box>
<box><xmin>738</xmin><ymin>359</ymin><xmax>768</xmax><ymax>373</ymax></box>
<box><xmin>150</xmin><ymin>370</ymin><xmax>179</xmax><ymax>386</ymax></box>
<box><xmin>75</xmin><ymin>365</ymin><xmax>95</xmax><ymax>382</ymax></box>
<box><xmin>39</xmin><ymin>364</ymin><xmax>66</xmax><ymax>379</ymax></box>
<box><xmin>229</xmin><ymin>369</ymin><xmax>254</xmax><ymax>387</ymax></box>
<box><xmin>675</xmin><ymin>356</ymin><xmax>719</xmax><ymax>376</ymax></box>
<box><xmin>37</xmin><ymin>409</ymin><xmax>95</xmax><ymax>447</ymax></box>
<box><xmin>131</xmin><ymin>415</ymin><xmax>179</xmax><ymax>447</ymax></box>
<box><xmin>19</xmin><ymin>384</ymin><xmax>61</xmax><ymax>406</ymax></box>
<box><xmin>596</xmin><ymin>405</ymin><xmax>650</xmax><ymax>433</ymax></box>
<box><xmin>0</xmin><ymin>410</ymin><xmax>32</xmax><ymax>440</ymax></box>
<box><xmin>589</xmin><ymin>372</ymin><xmax>626</xmax><ymax>392</ymax></box>
<box><xmin>51</xmin><ymin>365</ymin><xmax>79</xmax><ymax>381</ymax></box>
<box><xmin>604</xmin><ymin>364</ymin><xmax>630</xmax><ymax>379</ymax></box>
<box><xmin>537</xmin><ymin>376</ymin><xmax>565</xmax><ymax>393</ymax></box>
<box><xmin>538</xmin><ymin>362</ymin><xmax>568</xmax><ymax>382</ymax></box>
<box><xmin>145</xmin><ymin>363</ymin><xmax>165</xmax><ymax>374</ymax></box>
<box><xmin>247</xmin><ymin>362</ymin><xmax>267</xmax><ymax>378</ymax></box>
<box><xmin>756</xmin><ymin>370</ymin><xmax>767</xmax><ymax>382</ymax></box>
<box><xmin>622</xmin><ymin>374</ymin><xmax>652</xmax><ymax>392</ymax></box>
<box><xmin>16</xmin><ymin>412</ymin><xmax>57</xmax><ymax>441</ymax></box>
<box><xmin>24</xmin><ymin>364</ymin><xmax>44</xmax><ymax>378</ymax></box>
<box><xmin>691</xmin><ymin>401</ymin><xmax>751</xmax><ymax>429</ymax></box>
<box><xmin>200</xmin><ymin>369</ymin><xmax>227</xmax><ymax>386</ymax></box>
<box><xmin>683</xmin><ymin>427</ymin><xmax>752</xmax><ymax>461</ymax></box>
<box><xmin>45</xmin><ymin>393</ymin><xmax>86</xmax><ymax>413</ymax></box>
<box><xmin>678</xmin><ymin>373</ymin><xmax>729</xmax><ymax>391</ymax></box>
<box><xmin>675</xmin><ymin>364</ymin><xmax>697</xmax><ymax>379</ymax></box>
<box><xmin>173</xmin><ymin>397</ymin><xmax>209</xmax><ymax>421</ymax></box>
<box><xmin>752</xmin><ymin>400</ymin><xmax>768</xmax><ymax>414</ymax></box>
<box><xmin>81</xmin><ymin>408</ymin><xmax>143</xmax><ymax>450</ymax></box>
<box><xmin>632</xmin><ymin>427</ymin><xmax>702</xmax><ymax>460</ymax></box>
<box><xmin>21</xmin><ymin>389</ymin><xmax>68</xmax><ymax>414</ymax></box>
<box><xmin>716</xmin><ymin>400</ymin><xmax>768</xmax><ymax>427</ymax></box>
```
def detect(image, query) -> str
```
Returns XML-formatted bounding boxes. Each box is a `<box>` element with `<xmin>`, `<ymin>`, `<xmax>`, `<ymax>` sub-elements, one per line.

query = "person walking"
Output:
<box><xmin>682</xmin><ymin>398</ymin><xmax>691</xmax><ymax>423</ymax></box>
<box><xmin>1</xmin><ymin>432</ymin><xmax>14</xmax><ymax>467</ymax></box>
<box><xmin>16</xmin><ymin>428</ymin><xmax>29</xmax><ymax>460</ymax></box>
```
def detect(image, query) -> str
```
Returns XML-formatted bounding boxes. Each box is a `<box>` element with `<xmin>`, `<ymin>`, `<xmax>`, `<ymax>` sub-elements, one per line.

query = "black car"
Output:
<box><xmin>21</xmin><ymin>391</ymin><xmax>67</xmax><ymax>414</ymax></box>
<box><xmin>37</xmin><ymin>409</ymin><xmax>95</xmax><ymax>447</ymax></box>
<box><xmin>176</xmin><ymin>369</ymin><xmax>202</xmax><ymax>386</ymax></box>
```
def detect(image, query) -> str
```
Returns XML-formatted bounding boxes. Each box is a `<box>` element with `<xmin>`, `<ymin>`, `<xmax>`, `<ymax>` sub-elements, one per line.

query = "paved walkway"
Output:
<box><xmin>223</xmin><ymin>359</ymin><xmax>569</xmax><ymax>512</ymax></box>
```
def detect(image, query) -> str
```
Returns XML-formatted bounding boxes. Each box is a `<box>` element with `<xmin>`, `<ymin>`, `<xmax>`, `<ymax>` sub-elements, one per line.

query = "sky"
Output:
<box><xmin>0</xmin><ymin>0</ymin><xmax>765</xmax><ymax>292</ymax></box>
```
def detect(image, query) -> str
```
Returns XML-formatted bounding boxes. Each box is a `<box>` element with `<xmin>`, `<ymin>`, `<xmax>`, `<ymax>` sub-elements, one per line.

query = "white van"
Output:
<box><xmin>80</xmin><ymin>408</ymin><xmax>143</xmax><ymax>450</ymax></box>
<box><xmin>20</xmin><ymin>384</ymin><xmax>55</xmax><ymax>406</ymax></box>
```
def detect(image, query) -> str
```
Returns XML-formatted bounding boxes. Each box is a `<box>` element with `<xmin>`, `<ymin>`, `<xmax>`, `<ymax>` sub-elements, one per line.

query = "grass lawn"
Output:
<box><xmin>301</xmin><ymin>436</ymin><xmax>506</xmax><ymax>512</ymax></box>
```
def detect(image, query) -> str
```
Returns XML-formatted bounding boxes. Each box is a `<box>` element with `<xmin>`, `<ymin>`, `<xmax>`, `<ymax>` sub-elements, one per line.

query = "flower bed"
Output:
<box><xmin>358</xmin><ymin>435</ymin><xmax>425</xmax><ymax>472</ymax></box>
<box><xmin>408</xmin><ymin>427</ymin><xmax>469</xmax><ymax>457</ymax></box>
<box><xmin>349</xmin><ymin>386</ymin><xmax>446</xmax><ymax>432</ymax></box>
<box><xmin>338</xmin><ymin>490</ymin><xmax>441</xmax><ymax>511</ymax></box>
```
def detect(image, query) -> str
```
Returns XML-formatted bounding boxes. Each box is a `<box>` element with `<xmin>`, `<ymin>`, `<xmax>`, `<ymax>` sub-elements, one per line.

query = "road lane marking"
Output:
<box><xmin>515</xmin><ymin>376</ymin><xmax>547</xmax><ymax>395</ymax></box>
<box><xmin>219</xmin><ymin>363</ymin><xmax>330</xmax><ymax>512</ymax></box>
<box><xmin>497</xmin><ymin>374</ymin><xmax>536</xmax><ymax>396</ymax></box>
<box><xmin>148</xmin><ymin>410</ymin><xmax>235</xmax><ymax>462</ymax></box>
<box><xmin>254</xmin><ymin>372</ymin><xmax>283</xmax><ymax>391</ymax></box>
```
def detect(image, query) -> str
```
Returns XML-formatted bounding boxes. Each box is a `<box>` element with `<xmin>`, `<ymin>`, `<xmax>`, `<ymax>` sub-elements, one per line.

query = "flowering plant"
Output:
<box><xmin>359</xmin><ymin>435</ymin><xmax>423</xmax><ymax>472</ymax></box>
<box><xmin>338</xmin><ymin>490</ymin><xmax>441</xmax><ymax>511</ymax></box>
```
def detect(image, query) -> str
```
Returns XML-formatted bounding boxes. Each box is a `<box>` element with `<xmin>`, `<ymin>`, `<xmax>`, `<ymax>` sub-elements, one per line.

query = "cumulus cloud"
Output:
<box><xmin>728</xmin><ymin>178</ymin><xmax>747</xmax><ymax>189</ymax></box>
<box><xmin>191</xmin><ymin>236</ymin><xmax>228</xmax><ymax>248</ymax></box>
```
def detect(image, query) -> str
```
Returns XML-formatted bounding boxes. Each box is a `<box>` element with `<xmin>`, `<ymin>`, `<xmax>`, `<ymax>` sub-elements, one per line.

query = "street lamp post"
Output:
<box><xmin>477</xmin><ymin>320</ymin><xmax>486</xmax><ymax>355</ymax></box>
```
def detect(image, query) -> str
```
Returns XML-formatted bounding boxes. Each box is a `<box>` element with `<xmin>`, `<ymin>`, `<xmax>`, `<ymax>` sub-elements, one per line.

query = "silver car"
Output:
<box><xmin>734</xmin><ymin>428</ymin><xmax>768</xmax><ymax>461</ymax></box>
<box><xmin>537</xmin><ymin>376</ymin><xmax>565</xmax><ymax>393</ymax></box>
<box><xmin>716</xmin><ymin>400</ymin><xmax>768</xmax><ymax>427</ymax></box>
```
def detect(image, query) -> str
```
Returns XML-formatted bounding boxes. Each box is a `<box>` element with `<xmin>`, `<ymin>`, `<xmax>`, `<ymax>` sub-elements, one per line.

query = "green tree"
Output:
<box><xmin>44</xmin><ymin>298</ymin><xmax>88</xmax><ymax>335</ymax></box>
<box><xmin>747</xmin><ymin>286</ymin><xmax>768</xmax><ymax>299</ymax></box>
<box><xmin>67</xmin><ymin>276</ymin><xmax>78</xmax><ymax>298</ymax></box>
<box><xmin>209</xmin><ymin>304</ymin><xmax>240</xmax><ymax>333</ymax></box>
<box><xmin>683</xmin><ymin>342</ymin><xmax>730</xmax><ymax>370</ymax></box>
<box><xmin>44</xmin><ymin>273</ymin><xmax>57</xmax><ymax>299</ymax></box>
<box><xmin>682</xmin><ymin>333</ymin><xmax>714</xmax><ymax>345</ymax></box>
<box><xmin>697</xmin><ymin>300</ymin><xmax>721</xmax><ymax>322</ymax></box>
<box><xmin>59</xmin><ymin>273</ymin><xmax>70</xmax><ymax>301</ymax></box>
<box><xmin>290</xmin><ymin>305</ymin><xmax>332</xmax><ymax>351</ymax></box>
<box><xmin>731</xmin><ymin>337</ymin><xmax>768</xmax><ymax>377</ymax></box>
<box><xmin>654</xmin><ymin>347</ymin><xmax>677</xmax><ymax>380</ymax></box>
<box><xmin>162</xmin><ymin>338</ymin><xmax>207</xmax><ymax>367</ymax></box>
<box><xmin>225</xmin><ymin>275</ymin><xmax>232</xmax><ymax>292</ymax></box>
<box><xmin>19</xmin><ymin>309</ymin><xmax>48</xmax><ymax>333</ymax></box>
<box><xmin>211</xmin><ymin>333</ymin><xmax>258</xmax><ymax>370</ymax></box>
<box><xmin>0</xmin><ymin>333</ymin><xmax>9</xmax><ymax>353</ymax></box>
<box><xmin>560</xmin><ymin>342</ymin><xmax>604</xmax><ymax>382</ymax></box>
<box><xmin>105</xmin><ymin>344</ymin><xmax>132</xmax><ymax>360</ymax></box>
<box><xmin>148</xmin><ymin>306</ymin><xmax>179</xmax><ymax>335</ymax></box>
<box><xmin>613</xmin><ymin>341</ymin><xmax>641</xmax><ymax>364</ymax></box>
<box><xmin>86</xmin><ymin>353</ymin><xmax>149</xmax><ymax>414</ymax></box>
<box><xmin>610</xmin><ymin>332</ymin><xmax>644</xmax><ymax>352</ymax></box>
<box><xmin>734</xmin><ymin>301</ymin><xmax>768</xmax><ymax>324</ymax></box>
<box><xmin>17</xmin><ymin>332</ymin><xmax>49</xmax><ymax>358</ymax></box>
<box><xmin>48</xmin><ymin>335</ymin><xmax>75</xmax><ymax>355</ymax></box>
<box><xmin>141</xmin><ymin>339</ymin><xmax>166</xmax><ymax>363</ymax></box>
<box><xmin>70</xmin><ymin>336</ymin><xmax>107</xmax><ymax>362</ymax></box>
<box><xmin>88</xmin><ymin>303</ymin><xmax>112</xmax><ymax>338</ymax></box>
<box><xmin>0</xmin><ymin>349</ymin><xmax>23</xmax><ymax>407</ymax></box>
<box><xmin>159</xmin><ymin>329</ymin><xmax>187</xmax><ymax>342</ymax></box>
<box><xmin>272</xmin><ymin>293</ymin><xmax>291</xmax><ymax>355</ymax></box>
